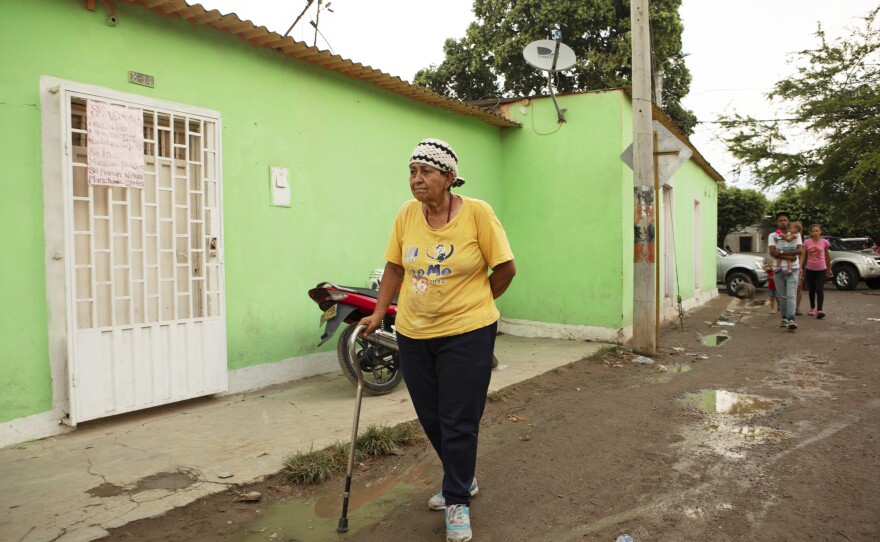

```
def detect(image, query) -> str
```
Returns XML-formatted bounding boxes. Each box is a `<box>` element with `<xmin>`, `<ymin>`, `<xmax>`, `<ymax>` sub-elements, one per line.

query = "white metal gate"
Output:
<box><xmin>63</xmin><ymin>91</ymin><xmax>227</xmax><ymax>424</ymax></box>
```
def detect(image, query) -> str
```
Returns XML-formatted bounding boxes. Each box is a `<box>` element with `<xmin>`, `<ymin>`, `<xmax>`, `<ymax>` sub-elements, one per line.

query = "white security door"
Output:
<box><xmin>63</xmin><ymin>92</ymin><xmax>227</xmax><ymax>424</ymax></box>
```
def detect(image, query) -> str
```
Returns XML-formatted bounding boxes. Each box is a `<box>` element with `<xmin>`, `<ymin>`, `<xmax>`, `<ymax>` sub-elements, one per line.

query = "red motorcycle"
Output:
<box><xmin>308</xmin><ymin>282</ymin><xmax>402</xmax><ymax>395</ymax></box>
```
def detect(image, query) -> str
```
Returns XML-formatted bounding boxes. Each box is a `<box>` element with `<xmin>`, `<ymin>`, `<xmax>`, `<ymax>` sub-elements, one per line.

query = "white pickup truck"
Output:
<box><xmin>826</xmin><ymin>237</ymin><xmax>880</xmax><ymax>290</ymax></box>
<box><xmin>716</xmin><ymin>247</ymin><xmax>768</xmax><ymax>295</ymax></box>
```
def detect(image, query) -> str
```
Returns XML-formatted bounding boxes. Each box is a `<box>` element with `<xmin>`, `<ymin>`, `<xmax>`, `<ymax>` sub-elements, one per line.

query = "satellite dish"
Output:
<box><xmin>522</xmin><ymin>36</ymin><xmax>577</xmax><ymax>124</ymax></box>
<box><xmin>523</xmin><ymin>39</ymin><xmax>577</xmax><ymax>72</ymax></box>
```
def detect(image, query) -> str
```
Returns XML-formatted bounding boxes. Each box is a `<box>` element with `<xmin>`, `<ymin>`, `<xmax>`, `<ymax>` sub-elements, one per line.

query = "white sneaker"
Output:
<box><xmin>445</xmin><ymin>504</ymin><xmax>472</xmax><ymax>542</ymax></box>
<box><xmin>787</xmin><ymin>320</ymin><xmax>798</xmax><ymax>330</ymax></box>
<box><xmin>779</xmin><ymin>319</ymin><xmax>789</xmax><ymax>327</ymax></box>
<box><xmin>429</xmin><ymin>478</ymin><xmax>479</xmax><ymax>510</ymax></box>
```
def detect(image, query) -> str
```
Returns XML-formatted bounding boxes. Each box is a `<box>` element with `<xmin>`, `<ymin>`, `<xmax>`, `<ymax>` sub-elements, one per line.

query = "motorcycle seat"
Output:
<box><xmin>338</xmin><ymin>285</ymin><xmax>399</xmax><ymax>305</ymax></box>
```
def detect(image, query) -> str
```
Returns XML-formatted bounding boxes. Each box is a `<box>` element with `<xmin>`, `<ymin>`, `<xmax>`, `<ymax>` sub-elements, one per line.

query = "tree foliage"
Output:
<box><xmin>771</xmin><ymin>186</ymin><xmax>846</xmax><ymax>236</ymax></box>
<box><xmin>717</xmin><ymin>185</ymin><xmax>768</xmax><ymax>247</ymax></box>
<box><xmin>413</xmin><ymin>0</ymin><xmax>696</xmax><ymax>135</ymax></box>
<box><xmin>722</xmin><ymin>8</ymin><xmax>880</xmax><ymax>232</ymax></box>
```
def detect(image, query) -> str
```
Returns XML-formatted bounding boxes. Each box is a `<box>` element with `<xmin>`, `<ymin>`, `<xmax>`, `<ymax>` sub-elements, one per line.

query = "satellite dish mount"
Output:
<box><xmin>523</xmin><ymin>30</ymin><xmax>577</xmax><ymax>123</ymax></box>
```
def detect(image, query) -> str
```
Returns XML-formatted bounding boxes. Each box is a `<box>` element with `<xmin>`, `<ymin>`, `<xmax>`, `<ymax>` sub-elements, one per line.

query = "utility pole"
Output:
<box><xmin>630</xmin><ymin>0</ymin><xmax>657</xmax><ymax>356</ymax></box>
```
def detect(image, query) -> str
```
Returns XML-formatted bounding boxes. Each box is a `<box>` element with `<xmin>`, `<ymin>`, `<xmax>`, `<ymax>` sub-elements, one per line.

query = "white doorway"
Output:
<box><xmin>51</xmin><ymin>83</ymin><xmax>227</xmax><ymax>424</ymax></box>
<box><xmin>694</xmin><ymin>199</ymin><xmax>702</xmax><ymax>290</ymax></box>
<box><xmin>662</xmin><ymin>186</ymin><xmax>675</xmax><ymax>299</ymax></box>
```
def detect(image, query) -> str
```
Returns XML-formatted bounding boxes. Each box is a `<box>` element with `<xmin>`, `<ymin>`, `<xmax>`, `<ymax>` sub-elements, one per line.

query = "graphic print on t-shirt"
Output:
<box><xmin>403</xmin><ymin>246</ymin><xmax>419</xmax><ymax>263</ymax></box>
<box><xmin>427</xmin><ymin>243</ymin><xmax>455</xmax><ymax>262</ymax></box>
<box><xmin>409</xmin><ymin>242</ymin><xmax>456</xmax><ymax>294</ymax></box>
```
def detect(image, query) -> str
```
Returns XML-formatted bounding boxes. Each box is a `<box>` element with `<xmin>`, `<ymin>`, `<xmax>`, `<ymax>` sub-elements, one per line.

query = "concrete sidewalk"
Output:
<box><xmin>0</xmin><ymin>335</ymin><xmax>605</xmax><ymax>542</ymax></box>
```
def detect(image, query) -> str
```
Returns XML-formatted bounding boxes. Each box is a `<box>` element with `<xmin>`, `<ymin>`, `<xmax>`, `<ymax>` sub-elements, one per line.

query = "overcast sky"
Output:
<box><xmin>196</xmin><ymin>0</ymin><xmax>877</xmax><ymax>191</ymax></box>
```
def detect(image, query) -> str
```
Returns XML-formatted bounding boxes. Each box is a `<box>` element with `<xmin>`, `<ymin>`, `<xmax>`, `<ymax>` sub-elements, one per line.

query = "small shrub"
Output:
<box><xmin>357</xmin><ymin>425</ymin><xmax>397</xmax><ymax>457</ymax></box>
<box><xmin>588</xmin><ymin>345</ymin><xmax>620</xmax><ymax>362</ymax></box>
<box><xmin>387</xmin><ymin>423</ymin><xmax>424</xmax><ymax>447</ymax></box>
<box><xmin>282</xmin><ymin>447</ymin><xmax>335</xmax><ymax>485</ymax></box>
<box><xmin>281</xmin><ymin>424</ymin><xmax>425</xmax><ymax>486</ymax></box>
<box><xmin>487</xmin><ymin>389</ymin><xmax>513</xmax><ymax>402</ymax></box>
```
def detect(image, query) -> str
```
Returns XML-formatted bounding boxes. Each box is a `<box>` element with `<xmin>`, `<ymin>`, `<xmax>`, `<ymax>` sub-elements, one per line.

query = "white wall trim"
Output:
<box><xmin>501</xmin><ymin>288</ymin><xmax>718</xmax><ymax>348</ymax></box>
<box><xmin>662</xmin><ymin>287</ymin><xmax>719</xmax><ymax>320</ymax></box>
<box><xmin>0</xmin><ymin>410</ymin><xmax>72</xmax><ymax>449</ymax></box>
<box><xmin>499</xmin><ymin>318</ymin><xmax>632</xmax><ymax>345</ymax></box>
<box><xmin>40</xmin><ymin>77</ymin><xmax>74</xmax><ymax>426</ymax></box>
<box><xmin>225</xmin><ymin>351</ymin><xmax>339</xmax><ymax>395</ymax></box>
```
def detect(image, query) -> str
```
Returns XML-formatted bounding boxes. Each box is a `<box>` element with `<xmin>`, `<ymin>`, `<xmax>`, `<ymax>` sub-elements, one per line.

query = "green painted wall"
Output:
<box><xmin>0</xmin><ymin>0</ymin><xmax>503</xmax><ymax>423</ymax></box>
<box><xmin>667</xmin><ymin>159</ymin><xmax>719</xmax><ymax>294</ymax></box>
<box><xmin>496</xmin><ymin>91</ymin><xmax>630</xmax><ymax>328</ymax></box>
<box><xmin>0</xmin><ymin>82</ymin><xmax>51</xmax><ymax>422</ymax></box>
<box><xmin>619</xmin><ymin>97</ymin><xmax>635</xmax><ymax>326</ymax></box>
<box><xmin>493</xmin><ymin>91</ymin><xmax>717</xmax><ymax>329</ymax></box>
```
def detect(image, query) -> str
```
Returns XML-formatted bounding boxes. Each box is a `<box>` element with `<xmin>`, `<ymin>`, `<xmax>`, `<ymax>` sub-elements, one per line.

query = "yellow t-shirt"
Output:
<box><xmin>385</xmin><ymin>196</ymin><xmax>514</xmax><ymax>339</ymax></box>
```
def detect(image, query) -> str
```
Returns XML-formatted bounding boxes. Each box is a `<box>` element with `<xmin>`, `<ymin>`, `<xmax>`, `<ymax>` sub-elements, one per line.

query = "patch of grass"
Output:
<box><xmin>357</xmin><ymin>425</ymin><xmax>398</xmax><ymax>457</ymax></box>
<box><xmin>281</xmin><ymin>446</ymin><xmax>337</xmax><ymax>485</ymax></box>
<box><xmin>282</xmin><ymin>423</ymin><xmax>424</xmax><ymax>485</ymax></box>
<box><xmin>325</xmin><ymin>441</ymin><xmax>361</xmax><ymax>471</ymax></box>
<box><xmin>386</xmin><ymin>423</ymin><xmax>423</xmax><ymax>447</ymax></box>
<box><xmin>487</xmin><ymin>388</ymin><xmax>514</xmax><ymax>402</ymax></box>
<box><xmin>588</xmin><ymin>345</ymin><xmax>620</xmax><ymax>362</ymax></box>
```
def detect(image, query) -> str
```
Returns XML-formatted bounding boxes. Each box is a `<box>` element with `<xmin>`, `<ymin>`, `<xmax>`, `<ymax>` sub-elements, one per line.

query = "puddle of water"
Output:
<box><xmin>232</xmin><ymin>483</ymin><xmax>419</xmax><ymax>542</ymax></box>
<box><xmin>702</xmin><ymin>334</ymin><xmax>729</xmax><ymax>347</ymax></box>
<box><xmin>232</xmin><ymin>456</ymin><xmax>435</xmax><ymax>541</ymax></box>
<box><xmin>86</xmin><ymin>482</ymin><xmax>126</xmax><ymax>497</ymax></box>
<box><xmin>685</xmin><ymin>390</ymin><xmax>780</xmax><ymax>416</ymax></box>
<box><xmin>133</xmin><ymin>470</ymin><xmax>199</xmax><ymax>492</ymax></box>
<box><xmin>734</xmin><ymin>425</ymin><xmax>788</xmax><ymax>441</ymax></box>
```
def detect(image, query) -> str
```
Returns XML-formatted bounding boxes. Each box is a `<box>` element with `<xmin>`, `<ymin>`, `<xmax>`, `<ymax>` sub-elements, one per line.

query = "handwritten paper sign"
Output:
<box><xmin>87</xmin><ymin>100</ymin><xmax>145</xmax><ymax>189</ymax></box>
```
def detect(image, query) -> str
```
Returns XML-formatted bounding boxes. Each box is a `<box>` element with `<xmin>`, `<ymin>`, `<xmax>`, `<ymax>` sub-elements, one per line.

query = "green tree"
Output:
<box><xmin>771</xmin><ymin>187</ymin><xmax>840</xmax><ymax>235</ymax></box>
<box><xmin>717</xmin><ymin>185</ymin><xmax>769</xmax><ymax>247</ymax></box>
<box><xmin>722</xmin><ymin>7</ymin><xmax>880</xmax><ymax>232</ymax></box>
<box><xmin>413</xmin><ymin>0</ymin><xmax>697</xmax><ymax>135</ymax></box>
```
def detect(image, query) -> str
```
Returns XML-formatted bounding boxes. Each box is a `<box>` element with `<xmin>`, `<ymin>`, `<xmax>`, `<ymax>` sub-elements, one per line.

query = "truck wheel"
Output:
<box><xmin>833</xmin><ymin>264</ymin><xmax>859</xmax><ymax>291</ymax></box>
<box><xmin>725</xmin><ymin>272</ymin><xmax>753</xmax><ymax>296</ymax></box>
<box><xmin>866</xmin><ymin>278</ymin><xmax>880</xmax><ymax>289</ymax></box>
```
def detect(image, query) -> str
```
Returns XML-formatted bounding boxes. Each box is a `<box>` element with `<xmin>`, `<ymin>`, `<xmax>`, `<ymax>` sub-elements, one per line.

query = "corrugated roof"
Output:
<box><xmin>468</xmin><ymin>89</ymin><xmax>726</xmax><ymax>184</ymax></box>
<box><xmin>116</xmin><ymin>0</ymin><xmax>519</xmax><ymax>129</ymax></box>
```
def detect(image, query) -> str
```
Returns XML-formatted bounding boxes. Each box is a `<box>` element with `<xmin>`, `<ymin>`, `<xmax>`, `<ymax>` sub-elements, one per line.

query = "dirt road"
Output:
<box><xmin>105</xmin><ymin>284</ymin><xmax>880</xmax><ymax>541</ymax></box>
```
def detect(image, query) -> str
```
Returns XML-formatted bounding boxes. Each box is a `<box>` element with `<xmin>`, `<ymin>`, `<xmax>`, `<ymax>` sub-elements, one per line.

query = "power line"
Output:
<box><xmin>697</xmin><ymin>112</ymin><xmax>875</xmax><ymax>125</ymax></box>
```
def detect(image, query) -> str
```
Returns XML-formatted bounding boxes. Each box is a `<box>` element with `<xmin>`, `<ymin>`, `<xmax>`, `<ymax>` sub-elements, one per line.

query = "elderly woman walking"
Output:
<box><xmin>359</xmin><ymin>138</ymin><xmax>515</xmax><ymax>542</ymax></box>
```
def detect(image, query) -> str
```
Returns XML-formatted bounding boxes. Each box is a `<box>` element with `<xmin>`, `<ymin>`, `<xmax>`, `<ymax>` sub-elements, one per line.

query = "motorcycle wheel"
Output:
<box><xmin>337</xmin><ymin>323</ymin><xmax>403</xmax><ymax>395</ymax></box>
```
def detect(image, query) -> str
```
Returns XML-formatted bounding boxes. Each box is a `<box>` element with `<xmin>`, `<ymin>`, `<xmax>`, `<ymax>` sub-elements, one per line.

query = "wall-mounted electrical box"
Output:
<box><xmin>270</xmin><ymin>166</ymin><xmax>290</xmax><ymax>207</ymax></box>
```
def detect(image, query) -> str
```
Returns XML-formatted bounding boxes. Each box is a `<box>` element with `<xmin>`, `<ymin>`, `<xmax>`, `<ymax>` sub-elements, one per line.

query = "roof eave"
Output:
<box><xmin>116</xmin><ymin>0</ymin><xmax>520</xmax><ymax>129</ymax></box>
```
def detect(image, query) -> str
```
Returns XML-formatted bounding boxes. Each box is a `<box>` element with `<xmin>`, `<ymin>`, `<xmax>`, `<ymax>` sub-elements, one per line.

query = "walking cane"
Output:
<box><xmin>337</xmin><ymin>324</ymin><xmax>367</xmax><ymax>532</ymax></box>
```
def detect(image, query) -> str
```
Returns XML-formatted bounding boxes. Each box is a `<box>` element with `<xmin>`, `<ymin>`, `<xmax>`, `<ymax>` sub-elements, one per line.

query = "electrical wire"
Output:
<box><xmin>697</xmin><ymin>111</ymin><xmax>877</xmax><ymax>125</ymax></box>
<box><xmin>528</xmin><ymin>100</ymin><xmax>563</xmax><ymax>135</ymax></box>
<box><xmin>309</xmin><ymin>20</ymin><xmax>335</xmax><ymax>54</ymax></box>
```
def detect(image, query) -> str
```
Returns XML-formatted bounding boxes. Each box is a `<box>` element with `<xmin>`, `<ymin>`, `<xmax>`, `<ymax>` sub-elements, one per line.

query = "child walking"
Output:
<box><xmin>774</xmin><ymin>221</ymin><xmax>803</xmax><ymax>275</ymax></box>
<box><xmin>803</xmin><ymin>224</ymin><xmax>833</xmax><ymax>318</ymax></box>
<box><xmin>763</xmin><ymin>263</ymin><xmax>778</xmax><ymax>313</ymax></box>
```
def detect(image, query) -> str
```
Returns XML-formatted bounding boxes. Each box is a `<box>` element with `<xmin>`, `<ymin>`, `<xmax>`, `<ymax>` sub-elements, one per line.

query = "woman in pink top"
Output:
<box><xmin>803</xmin><ymin>224</ymin><xmax>833</xmax><ymax>318</ymax></box>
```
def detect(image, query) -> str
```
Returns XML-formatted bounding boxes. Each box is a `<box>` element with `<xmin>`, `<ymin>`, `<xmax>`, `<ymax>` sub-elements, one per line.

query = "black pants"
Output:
<box><xmin>397</xmin><ymin>322</ymin><xmax>497</xmax><ymax>506</ymax></box>
<box><xmin>805</xmin><ymin>269</ymin><xmax>827</xmax><ymax>310</ymax></box>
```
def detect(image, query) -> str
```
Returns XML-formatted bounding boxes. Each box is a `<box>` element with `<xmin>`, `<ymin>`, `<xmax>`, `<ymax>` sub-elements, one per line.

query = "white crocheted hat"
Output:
<box><xmin>409</xmin><ymin>138</ymin><xmax>465</xmax><ymax>187</ymax></box>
